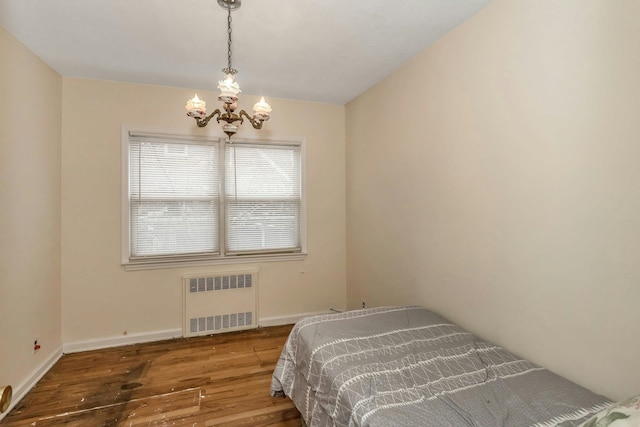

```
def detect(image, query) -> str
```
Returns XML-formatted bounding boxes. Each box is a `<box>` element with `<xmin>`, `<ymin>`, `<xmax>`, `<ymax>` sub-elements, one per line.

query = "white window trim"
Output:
<box><xmin>121</xmin><ymin>126</ymin><xmax>307</xmax><ymax>271</ymax></box>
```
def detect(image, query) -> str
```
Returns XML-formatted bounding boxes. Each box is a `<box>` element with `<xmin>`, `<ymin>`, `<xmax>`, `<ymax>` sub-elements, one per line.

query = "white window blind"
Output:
<box><xmin>129</xmin><ymin>135</ymin><xmax>219</xmax><ymax>258</ymax></box>
<box><xmin>225</xmin><ymin>142</ymin><xmax>301</xmax><ymax>254</ymax></box>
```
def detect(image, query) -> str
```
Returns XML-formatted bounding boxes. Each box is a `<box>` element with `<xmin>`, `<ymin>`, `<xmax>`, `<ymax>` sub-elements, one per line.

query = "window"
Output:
<box><xmin>225</xmin><ymin>143</ymin><xmax>301</xmax><ymax>254</ymax></box>
<box><xmin>122</xmin><ymin>130</ymin><xmax>305</xmax><ymax>269</ymax></box>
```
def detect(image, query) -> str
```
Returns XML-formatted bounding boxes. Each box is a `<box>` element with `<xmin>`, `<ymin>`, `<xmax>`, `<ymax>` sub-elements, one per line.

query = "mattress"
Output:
<box><xmin>271</xmin><ymin>306</ymin><xmax>611</xmax><ymax>427</ymax></box>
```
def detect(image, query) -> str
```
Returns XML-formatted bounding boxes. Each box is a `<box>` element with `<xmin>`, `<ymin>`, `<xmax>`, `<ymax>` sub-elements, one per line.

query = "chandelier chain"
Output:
<box><xmin>222</xmin><ymin>1</ymin><xmax>237</xmax><ymax>75</ymax></box>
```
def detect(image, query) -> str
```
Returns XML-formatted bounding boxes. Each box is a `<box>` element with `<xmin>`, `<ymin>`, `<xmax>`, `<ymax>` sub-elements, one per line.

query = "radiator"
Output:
<box><xmin>182</xmin><ymin>269</ymin><xmax>258</xmax><ymax>337</ymax></box>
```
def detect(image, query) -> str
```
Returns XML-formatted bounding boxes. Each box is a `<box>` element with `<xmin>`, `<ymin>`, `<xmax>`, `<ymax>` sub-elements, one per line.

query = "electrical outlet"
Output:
<box><xmin>362</xmin><ymin>301</ymin><xmax>366</xmax><ymax>309</ymax></box>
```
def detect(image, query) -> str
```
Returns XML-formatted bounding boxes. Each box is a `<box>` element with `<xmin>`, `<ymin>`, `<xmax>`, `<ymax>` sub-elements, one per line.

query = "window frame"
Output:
<box><xmin>121</xmin><ymin>127</ymin><xmax>307</xmax><ymax>271</ymax></box>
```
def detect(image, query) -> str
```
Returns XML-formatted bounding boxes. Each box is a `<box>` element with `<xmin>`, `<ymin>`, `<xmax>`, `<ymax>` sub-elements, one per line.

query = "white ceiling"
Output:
<box><xmin>0</xmin><ymin>0</ymin><xmax>491</xmax><ymax>105</ymax></box>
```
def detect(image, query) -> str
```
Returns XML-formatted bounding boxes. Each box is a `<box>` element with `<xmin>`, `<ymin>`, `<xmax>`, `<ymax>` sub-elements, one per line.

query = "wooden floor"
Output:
<box><xmin>2</xmin><ymin>325</ymin><xmax>301</xmax><ymax>426</ymax></box>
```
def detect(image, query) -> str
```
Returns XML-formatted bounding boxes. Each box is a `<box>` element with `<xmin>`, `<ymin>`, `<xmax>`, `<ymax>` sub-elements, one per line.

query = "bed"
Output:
<box><xmin>270</xmin><ymin>306</ymin><xmax>612</xmax><ymax>427</ymax></box>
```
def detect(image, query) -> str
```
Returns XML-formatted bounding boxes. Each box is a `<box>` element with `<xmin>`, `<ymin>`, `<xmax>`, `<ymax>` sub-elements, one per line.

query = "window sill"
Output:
<box><xmin>122</xmin><ymin>252</ymin><xmax>307</xmax><ymax>271</ymax></box>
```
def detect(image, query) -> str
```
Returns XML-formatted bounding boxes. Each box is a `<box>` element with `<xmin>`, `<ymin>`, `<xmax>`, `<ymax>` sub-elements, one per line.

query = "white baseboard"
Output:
<box><xmin>62</xmin><ymin>328</ymin><xmax>183</xmax><ymax>354</ymax></box>
<box><xmin>61</xmin><ymin>312</ymin><xmax>340</xmax><ymax>353</ymax></box>
<box><xmin>259</xmin><ymin>310</ymin><xmax>339</xmax><ymax>327</ymax></box>
<box><xmin>0</xmin><ymin>345</ymin><xmax>63</xmax><ymax>422</ymax></box>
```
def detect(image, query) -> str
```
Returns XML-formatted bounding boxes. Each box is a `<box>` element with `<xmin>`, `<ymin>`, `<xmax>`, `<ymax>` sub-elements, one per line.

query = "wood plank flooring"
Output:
<box><xmin>1</xmin><ymin>325</ymin><xmax>301</xmax><ymax>426</ymax></box>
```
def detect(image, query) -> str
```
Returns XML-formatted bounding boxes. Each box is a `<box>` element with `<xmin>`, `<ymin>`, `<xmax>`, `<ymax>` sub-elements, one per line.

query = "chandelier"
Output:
<box><xmin>185</xmin><ymin>0</ymin><xmax>271</xmax><ymax>139</ymax></box>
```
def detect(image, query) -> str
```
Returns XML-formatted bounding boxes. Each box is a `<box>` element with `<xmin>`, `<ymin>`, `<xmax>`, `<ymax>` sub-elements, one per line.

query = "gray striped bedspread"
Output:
<box><xmin>270</xmin><ymin>306</ymin><xmax>611</xmax><ymax>427</ymax></box>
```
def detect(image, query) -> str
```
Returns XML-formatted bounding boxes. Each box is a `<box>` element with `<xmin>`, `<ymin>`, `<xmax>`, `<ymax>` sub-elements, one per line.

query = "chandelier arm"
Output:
<box><xmin>216</xmin><ymin>109</ymin><xmax>242</xmax><ymax>125</ymax></box>
<box><xmin>239</xmin><ymin>110</ymin><xmax>265</xmax><ymax>130</ymax></box>
<box><xmin>192</xmin><ymin>109</ymin><xmax>223</xmax><ymax>128</ymax></box>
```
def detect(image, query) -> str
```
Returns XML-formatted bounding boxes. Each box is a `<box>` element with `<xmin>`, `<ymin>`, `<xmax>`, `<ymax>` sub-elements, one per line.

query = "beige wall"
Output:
<box><xmin>61</xmin><ymin>78</ymin><xmax>346</xmax><ymax>343</ymax></box>
<box><xmin>346</xmin><ymin>0</ymin><xmax>640</xmax><ymax>401</ymax></box>
<box><xmin>0</xmin><ymin>27</ymin><xmax>62</xmax><ymax>399</ymax></box>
